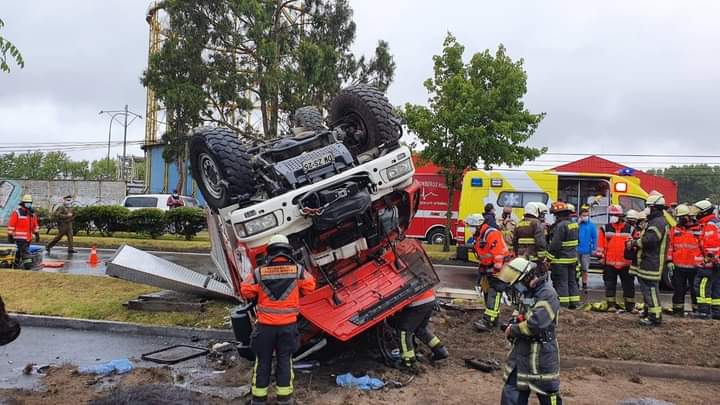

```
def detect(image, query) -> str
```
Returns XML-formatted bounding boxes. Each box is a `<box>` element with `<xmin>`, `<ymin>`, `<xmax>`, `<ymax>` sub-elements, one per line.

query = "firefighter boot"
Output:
<box><xmin>473</xmin><ymin>318</ymin><xmax>495</xmax><ymax>333</ymax></box>
<box><xmin>248</xmin><ymin>395</ymin><xmax>268</xmax><ymax>405</ymax></box>
<box><xmin>639</xmin><ymin>316</ymin><xmax>661</xmax><ymax>327</ymax></box>
<box><xmin>430</xmin><ymin>344</ymin><xmax>449</xmax><ymax>362</ymax></box>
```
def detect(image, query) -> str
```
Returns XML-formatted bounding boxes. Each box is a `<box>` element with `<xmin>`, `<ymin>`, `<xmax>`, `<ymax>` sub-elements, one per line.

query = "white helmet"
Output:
<box><xmin>646</xmin><ymin>191</ymin><xmax>666</xmax><ymax>207</ymax></box>
<box><xmin>524</xmin><ymin>202</ymin><xmax>541</xmax><ymax>218</ymax></box>
<box><xmin>625</xmin><ymin>209</ymin><xmax>640</xmax><ymax>221</ymax></box>
<box><xmin>694</xmin><ymin>199</ymin><xmax>714</xmax><ymax>218</ymax></box>
<box><xmin>267</xmin><ymin>234</ymin><xmax>292</xmax><ymax>257</ymax></box>
<box><xmin>496</xmin><ymin>257</ymin><xmax>536</xmax><ymax>285</ymax></box>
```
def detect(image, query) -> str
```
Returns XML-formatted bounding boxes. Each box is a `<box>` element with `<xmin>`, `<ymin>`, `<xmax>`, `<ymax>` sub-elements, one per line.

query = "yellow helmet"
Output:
<box><xmin>674</xmin><ymin>204</ymin><xmax>691</xmax><ymax>217</ymax></box>
<box><xmin>496</xmin><ymin>257</ymin><xmax>536</xmax><ymax>285</ymax></box>
<box><xmin>21</xmin><ymin>194</ymin><xmax>33</xmax><ymax>203</ymax></box>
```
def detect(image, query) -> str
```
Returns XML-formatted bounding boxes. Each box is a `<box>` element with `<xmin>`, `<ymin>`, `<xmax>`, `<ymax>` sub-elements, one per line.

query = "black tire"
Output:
<box><xmin>661</xmin><ymin>264</ymin><xmax>674</xmax><ymax>291</ymax></box>
<box><xmin>329</xmin><ymin>84</ymin><xmax>401</xmax><ymax>157</ymax></box>
<box><xmin>189</xmin><ymin>127</ymin><xmax>255</xmax><ymax>210</ymax></box>
<box><xmin>427</xmin><ymin>227</ymin><xmax>448</xmax><ymax>245</ymax></box>
<box><xmin>292</xmin><ymin>106</ymin><xmax>325</xmax><ymax>131</ymax></box>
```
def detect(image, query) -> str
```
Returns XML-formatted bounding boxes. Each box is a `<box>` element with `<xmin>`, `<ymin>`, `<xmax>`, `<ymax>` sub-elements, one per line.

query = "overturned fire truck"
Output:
<box><xmin>108</xmin><ymin>85</ymin><xmax>439</xmax><ymax>362</ymax></box>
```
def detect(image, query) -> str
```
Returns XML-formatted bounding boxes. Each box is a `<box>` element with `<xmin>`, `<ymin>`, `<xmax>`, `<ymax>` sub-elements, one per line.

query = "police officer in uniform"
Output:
<box><xmin>46</xmin><ymin>195</ymin><xmax>77</xmax><ymax>255</ymax></box>
<box><xmin>240</xmin><ymin>235</ymin><xmax>316</xmax><ymax>405</ymax></box>
<box><xmin>498</xmin><ymin>257</ymin><xmax>562</xmax><ymax>405</ymax></box>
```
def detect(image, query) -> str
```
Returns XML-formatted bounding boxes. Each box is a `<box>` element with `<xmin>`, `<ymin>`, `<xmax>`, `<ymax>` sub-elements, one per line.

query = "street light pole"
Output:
<box><xmin>98</xmin><ymin>106</ymin><xmax>142</xmax><ymax>181</ymax></box>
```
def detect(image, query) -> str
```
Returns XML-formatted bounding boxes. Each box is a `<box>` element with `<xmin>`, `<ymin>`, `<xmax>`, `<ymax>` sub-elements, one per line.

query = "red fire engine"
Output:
<box><xmin>406</xmin><ymin>161</ymin><xmax>461</xmax><ymax>246</ymax></box>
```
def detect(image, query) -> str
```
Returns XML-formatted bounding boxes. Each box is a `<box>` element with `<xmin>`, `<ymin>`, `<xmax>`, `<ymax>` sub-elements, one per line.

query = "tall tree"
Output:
<box><xmin>648</xmin><ymin>165</ymin><xmax>720</xmax><ymax>203</ymax></box>
<box><xmin>89</xmin><ymin>158</ymin><xmax>118</xmax><ymax>181</ymax></box>
<box><xmin>402</xmin><ymin>33</ymin><xmax>546</xmax><ymax>251</ymax></box>
<box><xmin>0</xmin><ymin>18</ymin><xmax>24</xmax><ymax>73</ymax></box>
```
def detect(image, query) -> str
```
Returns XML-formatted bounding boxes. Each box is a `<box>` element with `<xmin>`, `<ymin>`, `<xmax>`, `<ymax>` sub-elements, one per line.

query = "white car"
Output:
<box><xmin>121</xmin><ymin>194</ymin><xmax>200</xmax><ymax>211</ymax></box>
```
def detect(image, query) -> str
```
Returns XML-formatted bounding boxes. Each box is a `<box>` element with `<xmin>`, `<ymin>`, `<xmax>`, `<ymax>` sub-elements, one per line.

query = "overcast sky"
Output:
<box><xmin>1</xmin><ymin>0</ymin><xmax>719</xmax><ymax>169</ymax></box>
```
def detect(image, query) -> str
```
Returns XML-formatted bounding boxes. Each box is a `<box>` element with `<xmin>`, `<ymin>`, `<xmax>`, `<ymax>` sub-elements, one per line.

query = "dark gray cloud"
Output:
<box><xmin>1</xmin><ymin>0</ymin><xmax>719</xmax><ymax>168</ymax></box>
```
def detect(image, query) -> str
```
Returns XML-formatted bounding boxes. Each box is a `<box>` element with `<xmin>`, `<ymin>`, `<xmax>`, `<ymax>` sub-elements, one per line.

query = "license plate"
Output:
<box><xmin>302</xmin><ymin>153</ymin><xmax>334</xmax><ymax>173</ymax></box>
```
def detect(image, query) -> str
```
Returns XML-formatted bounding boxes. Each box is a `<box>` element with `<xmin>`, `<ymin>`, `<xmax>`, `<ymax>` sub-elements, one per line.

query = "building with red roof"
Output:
<box><xmin>552</xmin><ymin>155</ymin><xmax>678</xmax><ymax>204</ymax></box>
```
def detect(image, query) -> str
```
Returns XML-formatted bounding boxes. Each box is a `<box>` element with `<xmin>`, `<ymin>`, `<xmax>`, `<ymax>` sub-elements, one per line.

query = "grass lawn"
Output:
<box><xmin>0</xmin><ymin>270</ymin><xmax>231</xmax><ymax>328</ymax></box>
<box><xmin>422</xmin><ymin>243</ymin><xmax>456</xmax><ymax>262</ymax></box>
<box><xmin>0</xmin><ymin>227</ymin><xmax>211</xmax><ymax>252</ymax></box>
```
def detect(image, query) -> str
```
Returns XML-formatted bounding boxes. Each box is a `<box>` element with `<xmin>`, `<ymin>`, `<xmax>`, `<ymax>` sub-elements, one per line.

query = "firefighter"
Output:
<box><xmin>666</xmin><ymin>204</ymin><xmax>702</xmax><ymax>316</ymax></box>
<box><xmin>629</xmin><ymin>193</ymin><xmax>669</xmax><ymax>326</ymax></box>
<box><xmin>597</xmin><ymin>205</ymin><xmax>635</xmax><ymax>312</ymax></box>
<box><xmin>473</xmin><ymin>217</ymin><xmax>511</xmax><ymax>332</ymax></box>
<box><xmin>500</xmin><ymin>206</ymin><xmax>516</xmax><ymax>252</ymax></box>
<box><xmin>513</xmin><ymin>202</ymin><xmax>547</xmax><ymax>269</ymax></box>
<box><xmin>7</xmin><ymin>195</ymin><xmax>39</xmax><ymax>270</ymax></box>
<box><xmin>45</xmin><ymin>195</ymin><xmax>77</xmax><ymax>255</ymax></box>
<box><xmin>240</xmin><ymin>234</ymin><xmax>316</xmax><ymax>405</ymax></box>
<box><xmin>547</xmin><ymin>202</ymin><xmax>580</xmax><ymax>309</ymax></box>
<box><xmin>498</xmin><ymin>257</ymin><xmax>562</xmax><ymax>405</ymax></box>
<box><xmin>396</xmin><ymin>288</ymin><xmax>449</xmax><ymax>368</ymax></box>
<box><xmin>692</xmin><ymin>200</ymin><xmax>720</xmax><ymax>319</ymax></box>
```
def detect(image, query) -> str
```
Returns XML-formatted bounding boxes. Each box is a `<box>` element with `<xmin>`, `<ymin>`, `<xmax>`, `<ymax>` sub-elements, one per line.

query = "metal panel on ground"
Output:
<box><xmin>107</xmin><ymin>245</ymin><xmax>237</xmax><ymax>300</ymax></box>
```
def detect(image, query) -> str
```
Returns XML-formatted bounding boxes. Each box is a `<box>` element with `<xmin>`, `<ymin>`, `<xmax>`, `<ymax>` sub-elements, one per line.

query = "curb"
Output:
<box><xmin>562</xmin><ymin>356</ymin><xmax>720</xmax><ymax>383</ymax></box>
<box><xmin>11</xmin><ymin>314</ymin><xmax>235</xmax><ymax>341</ymax></box>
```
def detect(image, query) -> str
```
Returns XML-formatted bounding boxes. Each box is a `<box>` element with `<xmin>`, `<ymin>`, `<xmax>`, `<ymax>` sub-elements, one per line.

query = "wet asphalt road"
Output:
<box><xmin>0</xmin><ymin>326</ymin><xmax>207</xmax><ymax>390</ymax></box>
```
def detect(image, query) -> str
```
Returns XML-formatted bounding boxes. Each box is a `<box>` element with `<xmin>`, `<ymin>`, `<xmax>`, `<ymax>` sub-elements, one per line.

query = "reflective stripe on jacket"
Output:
<box><xmin>240</xmin><ymin>257</ymin><xmax>316</xmax><ymax>325</ymax></box>
<box><xmin>667</xmin><ymin>225</ymin><xmax>703</xmax><ymax>268</ymax></box>
<box><xmin>547</xmin><ymin>219</ymin><xmax>579</xmax><ymax>264</ymax></box>
<box><xmin>513</xmin><ymin>216</ymin><xmax>547</xmax><ymax>262</ymax></box>
<box><xmin>697</xmin><ymin>216</ymin><xmax>720</xmax><ymax>269</ymax></box>
<box><xmin>505</xmin><ymin>281</ymin><xmax>561</xmax><ymax>395</ymax></box>
<box><xmin>408</xmin><ymin>289</ymin><xmax>436</xmax><ymax>307</ymax></box>
<box><xmin>599</xmin><ymin>222</ymin><xmax>632</xmax><ymax>269</ymax></box>
<box><xmin>474</xmin><ymin>224</ymin><xmax>510</xmax><ymax>271</ymax></box>
<box><xmin>7</xmin><ymin>207</ymin><xmax>39</xmax><ymax>240</ymax></box>
<box><xmin>630</xmin><ymin>212</ymin><xmax>669</xmax><ymax>281</ymax></box>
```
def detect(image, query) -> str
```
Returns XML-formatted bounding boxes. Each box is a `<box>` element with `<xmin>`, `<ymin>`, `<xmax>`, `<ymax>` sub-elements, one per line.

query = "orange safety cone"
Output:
<box><xmin>87</xmin><ymin>244</ymin><xmax>99</xmax><ymax>266</ymax></box>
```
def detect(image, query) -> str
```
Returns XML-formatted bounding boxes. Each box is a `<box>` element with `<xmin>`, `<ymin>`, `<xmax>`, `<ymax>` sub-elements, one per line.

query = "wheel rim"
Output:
<box><xmin>375</xmin><ymin>319</ymin><xmax>400</xmax><ymax>364</ymax></box>
<box><xmin>340</xmin><ymin>112</ymin><xmax>369</xmax><ymax>154</ymax></box>
<box><xmin>432</xmin><ymin>232</ymin><xmax>446</xmax><ymax>245</ymax></box>
<box><xmin>199</xmin><ymin>153</ymin><xmax>223</xmax><ymax>199</ymax></box>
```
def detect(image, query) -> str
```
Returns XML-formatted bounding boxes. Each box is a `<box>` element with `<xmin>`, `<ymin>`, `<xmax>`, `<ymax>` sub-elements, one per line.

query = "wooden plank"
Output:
<box><xmin>436</xmin><ymin>287</ymin><xmax>481</xmax><ymax>300</ymax></box>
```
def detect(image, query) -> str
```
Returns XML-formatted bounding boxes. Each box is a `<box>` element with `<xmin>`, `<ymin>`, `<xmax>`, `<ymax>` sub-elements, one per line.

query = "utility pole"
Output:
<box><xmin>99</xmin><ymin>106</ymin><xmax>142</xmax><ymax>180</ymax></box>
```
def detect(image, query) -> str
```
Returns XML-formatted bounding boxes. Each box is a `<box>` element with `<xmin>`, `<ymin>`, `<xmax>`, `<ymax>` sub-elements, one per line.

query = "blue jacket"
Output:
<box><xmin>577</xmin><ymin>220</ymin><xmax>597</xmax><ymax>255</ymax></box>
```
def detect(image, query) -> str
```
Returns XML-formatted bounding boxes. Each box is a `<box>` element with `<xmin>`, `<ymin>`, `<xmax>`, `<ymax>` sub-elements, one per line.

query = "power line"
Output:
<box><xmin>544</xmin><ymin>152</ymin><xmax>720</xmax><ymax>158</ymax></box>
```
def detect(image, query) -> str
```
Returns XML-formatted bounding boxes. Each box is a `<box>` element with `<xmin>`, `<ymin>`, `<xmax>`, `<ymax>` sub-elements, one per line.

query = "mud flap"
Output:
<box><xmin>299</xmin><ymin>239</ymin><xmax>439</xmax><ymax>341</ymax></box>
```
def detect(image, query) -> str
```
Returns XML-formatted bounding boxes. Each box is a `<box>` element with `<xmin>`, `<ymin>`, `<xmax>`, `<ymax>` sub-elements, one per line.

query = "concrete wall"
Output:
<box><xmin>0</xmin><ymin>179</ymin><xmax>126</xmax><ymax>225</ymax></box>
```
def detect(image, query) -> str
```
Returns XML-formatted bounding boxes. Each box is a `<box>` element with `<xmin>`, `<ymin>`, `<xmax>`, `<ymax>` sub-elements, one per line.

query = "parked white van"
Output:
<box><xmin>121</xmin><ymin>194</ymin><xmax>200</xmax><ymax>211</ymax></box>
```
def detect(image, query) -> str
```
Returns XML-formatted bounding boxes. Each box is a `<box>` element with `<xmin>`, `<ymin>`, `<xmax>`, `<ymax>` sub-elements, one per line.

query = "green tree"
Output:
<box><xmin>89</xmin><ymin>158</ymin><xmax>118</xmax><ymax>181</ymax></box>
<box><xmin>648</xmin><ymin>165</ymin><xmax>720</xmax><ymax>203</ymax></box>
<box><xmin>38</xmin><ymin>151</ymin><xmax>71</xmax><ymax>180</ymax></box>
<box><xmin>0</xmin><ymin>18</ymin><xmax>24</xmax><ymax>73</ymax></box>
<box><xmin>402</xmin><ymin>33</ymin><xmax>546</xmax><ymax>251</ymax></box>
<box><xmin>11</xmin><ymin>152</ymin><xmax>44</xmax><ymax>179</ymax></box>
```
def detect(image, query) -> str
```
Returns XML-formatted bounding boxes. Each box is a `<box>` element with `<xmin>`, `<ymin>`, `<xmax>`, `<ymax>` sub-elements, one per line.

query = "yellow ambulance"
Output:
<box><xmin>456</xmin><ymin>169</ymin><xmax>648</xmax><ymax>248</ymax></box>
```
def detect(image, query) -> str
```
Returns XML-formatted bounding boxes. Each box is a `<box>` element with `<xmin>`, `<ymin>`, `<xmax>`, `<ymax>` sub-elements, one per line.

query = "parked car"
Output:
<box><xmin>122</xmin><ymin>194</ymin><xmax>200</xmax><ymax>211</ymax></box>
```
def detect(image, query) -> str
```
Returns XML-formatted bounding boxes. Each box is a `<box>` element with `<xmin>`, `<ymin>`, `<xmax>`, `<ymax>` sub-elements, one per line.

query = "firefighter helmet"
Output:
<box><xmin>550</xmin><ymin>201</ymin><xmax>570</xmax><ymax>214</ymax></box>
<box><xmin>464</xmin><ymin>213</ymin><xmax>485</xmax><ymax>227</ymax></box>
<box><xmin>567</xmin><ymin>203</ymin><xmax>576</xmax><ymax>213</ymax></box>
<box><xmin>646</xmin><ymin>192</ymin><xmax>666</xmax><ymax>207</ymax></box>
<box><xmin>625</xmin><ymin>209</ymin><xmax>640</xmax><ymax>221</ymax></box>
<box><xmin>524</xmin><ymin>202</ymin><xmax>541</xmax><ymax>218</ymax></box>
<box><xmin>674</xmin><ymin>204</ymin><xmax>691</xmax><ymax>217</ymax></box>
<box><xmin>536</xmin><ymin>202</ymin><xmax>549</xmax><ymax>215</ymax></box>
<box><xmin>496</xmin><ymin>257</ymin><xmax>536</xmax><ymax>285</ymax></box>
<box><xmin>21</xmin><ymin>195</ymin><xmax>32</xmax><ymax>203</ymax></box>
<box><xmin>608</xmin><ymin>204</ymin><xmax>624</xmax><ymax>216</ymax></box>
<box><xmin>693</xmin><ymin>199</ymin><xmax>714</xmax><ymax>218</ymax></box>
<box><xmin>639</xmin><ymin>209</ymin><xmax>649</xmax><ymax>220</ymax></box>
<box><xmin>267</xmin><ymin>234</ymin><xmax>292</xmax><ymax>257</ymax></box>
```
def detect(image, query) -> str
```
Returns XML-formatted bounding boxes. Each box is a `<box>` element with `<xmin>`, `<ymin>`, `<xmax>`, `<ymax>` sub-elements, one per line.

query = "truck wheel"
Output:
<box><xmin>189</xmin><ymin>127</ymin><xmax>256</xmax><ymax>210</ymax></box>
<box><xmin>292</xmin><ymin>106</ymin><xmax>325</xmax><ymax>131</ymax></box>
<box><xmin>427</xmin><ymin>228</ymin><xmax>448</xmax><ymax>245</ymax></box>
<box><xmin>329</xmin><ymin>84</ymin><xmax>401</xmax><ymax>158</ymax></box>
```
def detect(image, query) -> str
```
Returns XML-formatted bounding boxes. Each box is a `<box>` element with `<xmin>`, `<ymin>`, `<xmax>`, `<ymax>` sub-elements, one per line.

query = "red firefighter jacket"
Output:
<box><xmin>7</xmin><ymin>207</ymin><xmax>39</xmax><ymax>241</ymax></box>
<box><xmin>240</xmin><ymin>256</ymin><xmax>316</xmax><ymax>325</ymax></box>
<box><xmin>598</xmin><ymin>222</ymin><xmax>632</xmax><ymax>270</ymax></box>
<box><xmin>667</xmin><ymin>224</ymin><xmax>703</xmax><ymax>269</ymax></box>
<box><xmin>697</xmin><ymin>216</ymin><xmax>720</xmax><ymax>270</ymax></box>
<box><xmin>474</xmin><ymin>223</ymin><xmax>510</xmax><ymax>272</ymax></box>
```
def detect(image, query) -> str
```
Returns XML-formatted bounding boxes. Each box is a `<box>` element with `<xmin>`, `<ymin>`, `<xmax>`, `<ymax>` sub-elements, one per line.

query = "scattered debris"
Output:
<box><xmin>618</xmin><ymin>398</ymin><xmax>674</xmax><ymax>405</ymax></box>
<box><xmin>335</xmin><ymin>373</ymin><xmax>385</xmax><ymax>390</ymax></box>
<box><xmin>22</xmin><ymin>363</ymin><xmax>50</xmax><ymax>375</ymax></box>
<box><xmin>184</xmin><ymin>383</ymin><xmax>251</xmax><ymax>401</ymax></box>
<box><xmin>629</xmin><ymin>374</ymin><xmax>644</xmax><ymax>384</ymax></box>
<box><xmin>141</xmin><ymin>345</ymin><xmax>209</xmax><ymax>365</ymax></box>
<box><xmin>590</xmin><ymin>366</ymin><xmax>608</xmax><ymax>377</ymax></box>
<box><xmin>463</xmin><ymin>358</ymin><xmax>501</xmax><ymax>373</ymax></box>
<box><xmin>79</xmin><ymin>359</ymin><xmax>134</xmax><ymax>376</ymax></box>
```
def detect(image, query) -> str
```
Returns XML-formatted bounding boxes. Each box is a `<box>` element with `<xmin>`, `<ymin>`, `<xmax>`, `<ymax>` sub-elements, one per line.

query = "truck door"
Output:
<box><xmin>559</xmin><ymin>176</ymin><xmax>611</xmax><ymax>224</ymax></box>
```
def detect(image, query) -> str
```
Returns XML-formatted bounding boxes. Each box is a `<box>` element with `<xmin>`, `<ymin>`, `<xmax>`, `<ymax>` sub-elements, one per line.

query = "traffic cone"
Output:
<box><xmin>87</xmin><ymin>244</ymin><xmax>99</xmax><ymax>266</ymax></box>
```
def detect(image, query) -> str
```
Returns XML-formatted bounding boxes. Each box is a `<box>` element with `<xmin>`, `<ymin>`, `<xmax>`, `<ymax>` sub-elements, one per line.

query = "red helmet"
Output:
<box><xmin>550</xmin><ymin>201</ymin><xmax>570</xmax><ymax>214</ymax></box>
<box><xmin>608</xmin><ymin>204</ymin><xmax>624</xmax><ymax>216</ymax></box>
